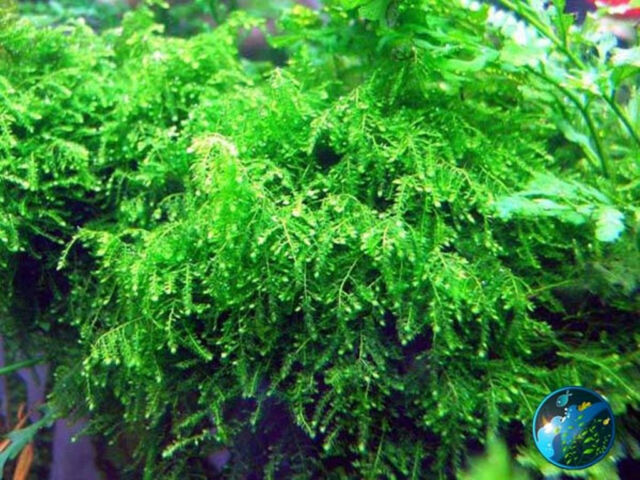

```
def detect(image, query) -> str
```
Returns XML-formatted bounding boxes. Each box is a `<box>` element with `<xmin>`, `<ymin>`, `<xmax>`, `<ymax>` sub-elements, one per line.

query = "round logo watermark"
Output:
<box><xmin>532</xmin><ymin>386</ymin><xmax>615</xmax><ymax>469</ymax></box>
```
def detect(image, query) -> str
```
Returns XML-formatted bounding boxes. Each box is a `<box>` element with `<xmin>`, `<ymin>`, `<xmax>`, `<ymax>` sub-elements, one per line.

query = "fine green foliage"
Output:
<box><xmin>1</xmin><ymin>0</ymin><xmax>639</xmax><ymax>478</ymax></box>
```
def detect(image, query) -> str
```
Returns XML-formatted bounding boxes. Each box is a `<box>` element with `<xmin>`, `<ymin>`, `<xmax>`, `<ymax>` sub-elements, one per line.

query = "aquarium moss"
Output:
<box><xmin>1</xmin><ymin>0</ymin><xmax>639</xmax><ymax>478</ymax></box>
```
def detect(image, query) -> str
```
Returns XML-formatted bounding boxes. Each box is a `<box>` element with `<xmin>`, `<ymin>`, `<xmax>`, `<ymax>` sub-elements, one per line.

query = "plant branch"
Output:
<box><xmin>0</xmin><ymin>358</ymin><xmax>46</xmax><ymax>377</ymax></box>
<box><xmin>527</xmin><ymin>67</ymin><xmax>612</xmax><ymax>179</ymax></box>
<box><xmin>499</xmin><ymin>0</ymin><xmax>640</xmax><ymax>150</ymax></box>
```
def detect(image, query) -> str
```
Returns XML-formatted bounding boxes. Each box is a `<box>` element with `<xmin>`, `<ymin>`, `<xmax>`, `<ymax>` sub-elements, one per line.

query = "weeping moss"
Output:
<box><xmin>1</xmin><ymin>1</ymin><xmax>639</xmax><ymax>478</ymax></box>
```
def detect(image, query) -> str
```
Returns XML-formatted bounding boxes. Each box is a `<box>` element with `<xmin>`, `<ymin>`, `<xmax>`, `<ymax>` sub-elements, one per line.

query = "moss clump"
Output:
<box><xmin>1</xmin><ymin>1</ymin><xmax>639</xmax><ymax>478</ymax></box>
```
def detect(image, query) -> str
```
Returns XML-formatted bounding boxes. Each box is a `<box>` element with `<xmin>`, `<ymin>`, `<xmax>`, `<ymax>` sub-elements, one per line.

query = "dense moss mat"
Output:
<box><xmin>1</xmin><ymin>1</ymin><xmax>639</xmax><ymax>478</ymax></box>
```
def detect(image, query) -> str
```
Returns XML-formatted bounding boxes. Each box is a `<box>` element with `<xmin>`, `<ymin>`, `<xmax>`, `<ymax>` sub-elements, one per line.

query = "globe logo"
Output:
<box><xmin>532</xmin><ymin>386</ymin><xmax>615</xmax><ymax>469</ymax></box>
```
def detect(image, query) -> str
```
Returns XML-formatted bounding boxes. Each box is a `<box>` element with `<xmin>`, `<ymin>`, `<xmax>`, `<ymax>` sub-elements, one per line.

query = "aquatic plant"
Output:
<box><xmin>1</xmin><ymin>0</ymin><xmax>639</xmax><ymax>478</ymax></box>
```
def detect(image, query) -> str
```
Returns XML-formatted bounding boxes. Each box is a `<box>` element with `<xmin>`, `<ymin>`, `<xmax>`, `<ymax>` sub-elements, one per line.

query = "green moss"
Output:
<box><xmin>1</xmin><ymin>1</ymin><xmax>639</xmax><ymax>478</ymax></box>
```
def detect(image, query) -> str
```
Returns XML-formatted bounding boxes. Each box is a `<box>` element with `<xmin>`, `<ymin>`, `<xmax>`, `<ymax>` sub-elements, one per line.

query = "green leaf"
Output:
<box><xmin>611</xmin><ymin>47</ymin><xmax>640</xmax><ymax>68</ymax></box>
<box><xmin>0</xmin><ymin>405</ymin><xmax>57</xmax><ymax>479</ymax></box>
<box><xmin>359</xmin><ymin>0</ymin><xmax>392</xmax><ymax>24</ymax></box>
<box><xmin>442</xmin><ymin>49</ymin><xmax>499</xmax><ymax>73</ymax></box>
<box><xmin>459</xmin><ymin>438</ymin><xmax>530</xmax><ymax>480</ymax></box>
<box><xmin>492</xmin><ymin>173</ymin><xmax>626</xmax><ymax>245</ymax></box>
<box><xmin>0</xmin><ymin>357</ymin><xmax>45</xmax><ymax>376</ymax></box>
<box><xmin>556</xmin><ymin>119</ymin><xmax>600</xmax><ymax>166</ymax></box>
<box><xmin>595</xmin><ymin>207</ymin><xmax>625</xmax><ymax>242</ymax></box>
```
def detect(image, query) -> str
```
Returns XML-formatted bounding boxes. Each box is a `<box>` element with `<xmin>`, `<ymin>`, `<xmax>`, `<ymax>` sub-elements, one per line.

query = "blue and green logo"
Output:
<box><xmin>532</xmin><ymin>386</ymin><xmax>615</xmax><ymax>469</ymax></box>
